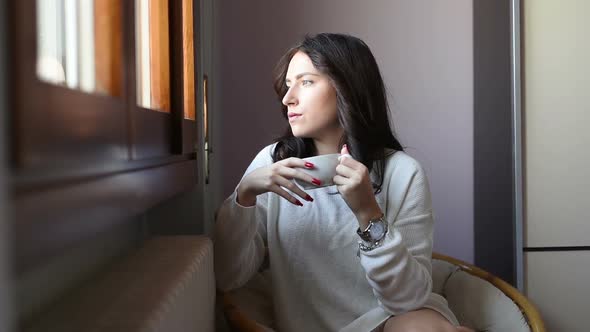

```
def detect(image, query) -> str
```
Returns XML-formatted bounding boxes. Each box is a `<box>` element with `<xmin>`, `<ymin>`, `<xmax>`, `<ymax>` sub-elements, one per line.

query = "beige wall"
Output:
<box><xmin>523</xmin><ymin>1</ymin><xmax>590</xmax><ymax>330</ymax></box>
<box><xmin>524</xmin><ymin>1</ymin><xmax>590</xmax><ymax>247</ymax></box>
<box><xmin>214</xmin><ymin>0</ymin><xmax>474</xmax><ymax>261</ymax></box>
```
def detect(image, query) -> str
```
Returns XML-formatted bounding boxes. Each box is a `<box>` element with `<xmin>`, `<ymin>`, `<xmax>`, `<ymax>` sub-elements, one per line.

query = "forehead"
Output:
<box><xmin>286</xmin><ymin>51</ymin><xmax>318</xmax><ymax>77</ymax></box>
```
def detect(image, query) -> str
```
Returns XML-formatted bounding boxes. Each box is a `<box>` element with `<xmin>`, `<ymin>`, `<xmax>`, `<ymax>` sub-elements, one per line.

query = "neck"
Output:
<box><xmin>312</xmin><ymin>127</ymin><xmax>344</xmax><ymax>155</ymax></box>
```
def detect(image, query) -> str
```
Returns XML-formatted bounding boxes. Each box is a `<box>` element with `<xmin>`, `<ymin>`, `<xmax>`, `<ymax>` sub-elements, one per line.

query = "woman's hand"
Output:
<box><xmin>237</xmin><ymin>157</ymin><xmax>321</xmax><ymax>207</ymax></box>
<box><xmin>334</xmin><ymin>145</ymin><xmax>383</xmax><ymax>228</ymax></box>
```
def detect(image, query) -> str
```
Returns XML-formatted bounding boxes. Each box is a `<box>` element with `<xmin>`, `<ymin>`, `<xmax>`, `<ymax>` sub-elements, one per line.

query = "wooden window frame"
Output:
<box><xmin>129</xmin><ymin>0</ymin><xmax>197</xmax><ymax>159</ymax></box>
<box><xmin>8</xmin><ymin>0</ymin><xmax>200</xmax><ymax>275</ymax></box>
<box><xmin>94</xmin><ymin>0</ymin><xmax>123</xmax><ymax>97</ymax></box>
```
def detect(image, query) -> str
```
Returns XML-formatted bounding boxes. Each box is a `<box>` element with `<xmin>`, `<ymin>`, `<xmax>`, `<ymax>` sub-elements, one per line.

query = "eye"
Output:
<box><xmin>302</xmin><ymin>80</ymin><xmax>313</xmax><ymax>86</ymax></box>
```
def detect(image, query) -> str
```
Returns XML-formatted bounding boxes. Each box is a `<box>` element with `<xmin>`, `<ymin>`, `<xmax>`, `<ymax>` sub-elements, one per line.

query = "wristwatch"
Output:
<box><xmin>356</xmin><ymin>214</ymin><xmax>388</xmax><ymax>254</ymax></box>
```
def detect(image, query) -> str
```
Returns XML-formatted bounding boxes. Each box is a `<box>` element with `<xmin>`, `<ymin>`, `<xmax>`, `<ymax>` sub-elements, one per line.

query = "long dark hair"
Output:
<box><xmin>271</xmin><ymin>33</ymin><xmax>404</xmax><ymax>194</ymax></box>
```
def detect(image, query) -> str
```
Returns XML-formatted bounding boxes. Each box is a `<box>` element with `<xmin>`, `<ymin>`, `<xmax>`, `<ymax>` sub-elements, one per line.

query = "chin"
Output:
<box><xmin>290</xmin><ymin>123</ymin><xmax>323</xmax><ymax>139</ymax></box>
<box><xmin>290</xmin><ymin>128</ymin><xmax>312</xmax><ymax>138</ymax></box>
<box><xmin>290</xmin><ymin>126</ymin><xmax>304</xmax><ymax>137</ymax></box>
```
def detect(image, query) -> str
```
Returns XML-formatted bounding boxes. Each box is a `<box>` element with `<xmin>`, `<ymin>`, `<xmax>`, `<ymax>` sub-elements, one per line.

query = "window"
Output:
<box><xmin>36</xmin><ymin>0</ymin><xmax>123</xmax><ymax>96</ymax></box>
<box><xmin>10</xmin><ymin>0</ymin><xmax>200</xmax><ymax>274</ymax></box>
<box><xmin>135</xmin><ymin>0</ymin><xmax>170</xmax><ymax>113</ymax></box>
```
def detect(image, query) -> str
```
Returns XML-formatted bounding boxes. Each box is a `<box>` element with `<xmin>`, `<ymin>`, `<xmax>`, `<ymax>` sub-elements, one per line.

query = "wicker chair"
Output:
<box><xmin>220</xmin><ymin>252</ymin><xmax>546</xmax><ymax>332</ymax></box>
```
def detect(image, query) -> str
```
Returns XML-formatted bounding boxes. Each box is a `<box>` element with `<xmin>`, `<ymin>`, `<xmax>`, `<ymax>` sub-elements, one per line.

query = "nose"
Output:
<box><xmin>282</xmin><ymin>86</ymin><xmax>298</xmax><ymax>107</ymax></box>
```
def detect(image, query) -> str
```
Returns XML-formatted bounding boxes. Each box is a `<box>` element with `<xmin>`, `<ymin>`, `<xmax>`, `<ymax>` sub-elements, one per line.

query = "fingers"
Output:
<box><xmin>274</xmin><ymin>162</ymin><xmax>321</xmax><ymax>186</ymax></box>
<box><xmin>337</xmin><ymin>145</ymin><xmax>366</xmax><ymax>177</ymax></box>
<box><xmin>338</xmin><ymin>145</ymin><xmax>362</xmax><ymax>171</ymax></box>
<box><xmin>333</xmin><ymin>175</ymin><xmax>353</xmax><ymax>196</ymax></box>
<box><xmin>338</xmin><ymin>144</ymin><xmax>353</xmax><ymax>161</ymax></box>
<box><xmin>335</xmin><ymin>163</ymin><xmax>356</xmax><ymax>178</ymax></box>
<box><xmin>271</xmin><ymin>182</ymin><xmax>315</xmax><ymax>206</ymax></box>
<box><xmin>270</xmin><ymin>184</ymin><xmax>304</xmax><ymax>206</ymax></box>
<box><xmin>333</xmin><ymin>174</ymin><xmax>350</xmax><ymax>186</ymax></box>
<box><xmin>341</xmin><ymin>144</ymin><xmax>349</xmax><ymax>156</ymax></box>
<box><xmin>278</xmin><ymin>157</ymin><xmax>315</xmax><ymax>170</ymax></box>
<box><xmin>274</xmin><ymin>177</ymin><xmax>314</xmax><ymax>203</ymax></box>
<box><xmin>339</xmin><ymin>155</ymin><xmax>364</xmax><ymax>171</ymax></box>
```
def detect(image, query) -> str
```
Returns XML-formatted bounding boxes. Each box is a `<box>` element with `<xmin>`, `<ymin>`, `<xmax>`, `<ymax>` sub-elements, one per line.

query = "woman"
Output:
<box><xmin>215</xmin><ymin>33</ymin><xmax>472</xmax><ymax>332</ymax></box>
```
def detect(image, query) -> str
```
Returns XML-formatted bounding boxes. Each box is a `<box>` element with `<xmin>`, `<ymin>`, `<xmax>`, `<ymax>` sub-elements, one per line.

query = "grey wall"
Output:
<box><xmin>473</xmin><ymin>0</ymin><xmax>516</xmax><ymax>284</ymax></box>
<box><xmin>215</xmin><ymin>0</ymin><xmax>474</xmax><ymax>261</ymax></box>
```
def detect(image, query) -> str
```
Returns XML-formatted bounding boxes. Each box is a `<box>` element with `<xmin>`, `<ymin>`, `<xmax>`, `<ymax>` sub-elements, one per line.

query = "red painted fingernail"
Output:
<box><xmin>312</xmin><ymin>178</ymin><xmax>321</xmax><ymax>186</ymax></box>
<box><xmin>305</xmin><ymin>194</ymin><xmax>314</xmax><ymax>202</ymax></box>
<box><xmin>305</xmin><ymin>162</ymin><xmax>314</xmax><ymax>168</ymax></box>
<box><xmin>295</xmin><ymin>200</ymin><xmax>303</xmax><ymax>206</ymax></box>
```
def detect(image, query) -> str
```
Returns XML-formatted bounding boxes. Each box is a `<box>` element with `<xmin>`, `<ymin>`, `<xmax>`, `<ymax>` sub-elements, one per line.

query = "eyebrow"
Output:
<box><xmin>285</xmin><ymin>72</ymin><xmax>320</xmax><ymax>82</ymax></box>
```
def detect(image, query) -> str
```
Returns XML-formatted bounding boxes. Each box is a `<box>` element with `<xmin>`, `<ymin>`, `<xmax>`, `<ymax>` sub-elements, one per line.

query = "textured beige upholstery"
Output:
<box><xmin>24</xmin><ymin>236</ymin><xmax>215</xmax><ymax>332</ymax></box>
<box><xmin>438</xmin><ymin>260</ymin><xmax>530</xmax><ymax>332</ymax></box>
<box><xmin>224</xmin><ymin>258</ymin><xmax>540</xmax><ymax>332</ymax></box>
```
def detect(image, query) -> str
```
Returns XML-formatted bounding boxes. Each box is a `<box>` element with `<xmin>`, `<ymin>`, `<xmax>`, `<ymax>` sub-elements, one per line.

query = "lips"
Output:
<box><xmin>288</xmin><ymin>112</ymin><xmax>302</xmax><ymax>121</ymax></box>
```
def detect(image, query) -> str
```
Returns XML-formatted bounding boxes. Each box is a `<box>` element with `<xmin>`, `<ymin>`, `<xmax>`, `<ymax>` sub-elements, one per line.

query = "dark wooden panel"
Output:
<box><xmin>12</xmin><ymin>153</ymin><xmax>196</xmax><ymax>193</ymax></box>
<box><xmin>131</xmin><ymin>107</ymin><xmax>174</xmax><ymax>159</ymax></box>
<box><xmin>183</xmin><ymin>0</ymin><xmax>200</xmax><ymax>154</ymax></box>
<box><xmin>0</xmin><ymin>0</ymin><xmax>14</xmax><ymax>329</ymax></box>
<box><xmin>13</xmin><ymin>160</ymin><xmax>198</xmax><ymax>275</ymax></box>
<box><xmin>182</xmin><ymin>119</ymin><xmax>197</xmax><ymax>154</ymax></box>
<box><xmin>473</xmin><ymin>0</ymin><xmax>516</xmax><ymax>285</ymax></box>
<box><xmin>170</xmin><ymin>0</ymin><xmax>198</xmax><ymax>155</ymax></box>
<box><xmin>170</xmin><ymin>0</ymin><xmax>185</xmax><ymax>154</ymax></box>
<box><xmin>9</xmin><ymin>0</ymin><xmax>129</xmax><ymax>170</ymax></box>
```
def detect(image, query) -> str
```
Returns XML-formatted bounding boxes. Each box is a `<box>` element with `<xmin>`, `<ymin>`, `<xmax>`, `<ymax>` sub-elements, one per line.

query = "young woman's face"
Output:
<box><xmin>282</xmin><ymin>51</ymin><xmax>340</xmax><ymax>139</ymax></box>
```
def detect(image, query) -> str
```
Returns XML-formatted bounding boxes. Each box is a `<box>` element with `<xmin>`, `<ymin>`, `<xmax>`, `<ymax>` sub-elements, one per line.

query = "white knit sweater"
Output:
<box><xmin>214</xmin><ymin>143</ymin><xmax>458</xmax><ymax>332</ymax></box>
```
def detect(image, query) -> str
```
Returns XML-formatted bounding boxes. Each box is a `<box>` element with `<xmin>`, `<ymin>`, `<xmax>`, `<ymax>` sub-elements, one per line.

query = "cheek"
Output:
<box><xmin>316</xmin><ymin>90</ymin><xmax>338</xmax><ymax>122</ymax></box>
<box><xmin>296</xmin><ymin>85</ymin><xmax>339</xmax><ymax>130</ymax></box>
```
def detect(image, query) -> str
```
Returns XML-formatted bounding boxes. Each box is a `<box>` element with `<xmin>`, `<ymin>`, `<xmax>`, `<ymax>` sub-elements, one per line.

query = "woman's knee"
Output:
<box><xmin>382</xmin><ymin>309</ymin><xmax>457</xmax><ymax>332</ymax></box>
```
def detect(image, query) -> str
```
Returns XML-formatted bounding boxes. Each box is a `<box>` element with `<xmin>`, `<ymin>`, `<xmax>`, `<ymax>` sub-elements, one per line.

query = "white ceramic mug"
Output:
<box><xmin>294</xmin><ymin>153</ymin><xmax>340</xmax><ymax>189</ymax></box>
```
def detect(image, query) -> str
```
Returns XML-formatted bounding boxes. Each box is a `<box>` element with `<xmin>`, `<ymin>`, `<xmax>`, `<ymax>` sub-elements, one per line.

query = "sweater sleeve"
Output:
<box><xmin>358</xmin><ymin>158</ymin><xmax>434</xmax><ymax>315</ymax></box>
<box><xmin>214</xmin><ymin>144</ymin><xmax>275</xmax><ymax>291</ymax></box>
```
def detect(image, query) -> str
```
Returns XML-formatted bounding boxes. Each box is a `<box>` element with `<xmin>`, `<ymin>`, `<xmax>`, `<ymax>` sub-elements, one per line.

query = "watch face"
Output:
<box><xmin>369</xmin><ymin>220</ymin><xmax>385</xmax><ymax>240</ymax></box>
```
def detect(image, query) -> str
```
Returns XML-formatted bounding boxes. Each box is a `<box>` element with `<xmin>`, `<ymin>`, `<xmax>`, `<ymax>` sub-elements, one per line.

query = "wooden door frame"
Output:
<box><xmin>197</xmin><ymin>0</ymin><xmax>219</xmax><ymax>236</ymax></box>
